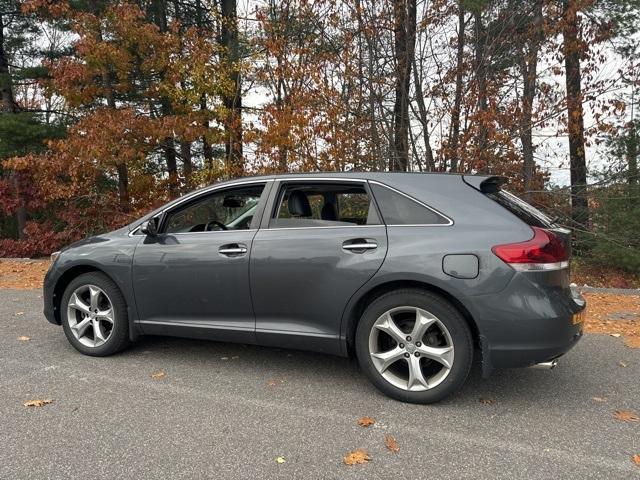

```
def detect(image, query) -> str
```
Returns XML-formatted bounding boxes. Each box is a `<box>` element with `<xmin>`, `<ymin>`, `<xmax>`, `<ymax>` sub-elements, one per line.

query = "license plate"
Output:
<box><xmin>572</xmin><ymin>309</ymin><xmax>586</xmax><ymax>325</ymax></box>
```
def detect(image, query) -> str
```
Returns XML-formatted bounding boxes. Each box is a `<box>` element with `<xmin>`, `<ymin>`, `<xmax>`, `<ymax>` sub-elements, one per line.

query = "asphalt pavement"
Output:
<box><xmin>1</xmin><ymin>289</ymin><xmax>638</xmax><ymax>479</ymax></box>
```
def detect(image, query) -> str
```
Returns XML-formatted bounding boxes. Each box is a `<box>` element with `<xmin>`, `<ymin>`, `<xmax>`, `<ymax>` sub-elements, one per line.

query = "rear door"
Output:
<box><xmin>250</xmin><ymin>179</ymin><xmax>388</xmax><ymax>354</ymax></box>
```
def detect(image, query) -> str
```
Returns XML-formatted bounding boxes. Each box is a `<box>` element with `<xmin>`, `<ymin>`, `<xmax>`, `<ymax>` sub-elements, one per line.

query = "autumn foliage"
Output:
<box><xmin>0</xmin><ymin>0</ymin><xmax>638</xmax><ymax>265</ymax></box>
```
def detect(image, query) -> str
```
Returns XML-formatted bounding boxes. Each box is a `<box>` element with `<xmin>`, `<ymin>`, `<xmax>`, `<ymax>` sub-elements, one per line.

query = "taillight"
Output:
<box><xmin>492</xmin><ymin>227</ymin><xmax>569</xmax><ymax>272</ymax></box>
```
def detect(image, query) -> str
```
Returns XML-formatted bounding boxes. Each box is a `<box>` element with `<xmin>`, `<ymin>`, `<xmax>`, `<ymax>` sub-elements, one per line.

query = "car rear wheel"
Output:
<box><xmin>355</xmin><ymin>289</ymin><xmax>473</xmax><ymax>403</ymax></box>
<box><xmin>61</xmin><ymin>272</ymin><xmax>130</xmax><ymax>356</ymax></box>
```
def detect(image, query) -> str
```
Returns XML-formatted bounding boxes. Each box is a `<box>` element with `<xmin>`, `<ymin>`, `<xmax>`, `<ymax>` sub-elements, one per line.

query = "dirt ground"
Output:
<box><xmin>1</xmin><ymin>259</ymin><xmax>638</xmax><ymax>348</ymax></box>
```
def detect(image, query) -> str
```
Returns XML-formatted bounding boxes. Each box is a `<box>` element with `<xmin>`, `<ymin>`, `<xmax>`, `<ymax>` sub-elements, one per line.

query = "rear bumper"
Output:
<box><xmin>486</xmin><ymin>323</ymin><xmax>583</xmax><ymax>370</ymax></box>
<box><xmin>472</xmin><ymin>274</ymin><xmax>586</xmax><ymax>376</ymax></box>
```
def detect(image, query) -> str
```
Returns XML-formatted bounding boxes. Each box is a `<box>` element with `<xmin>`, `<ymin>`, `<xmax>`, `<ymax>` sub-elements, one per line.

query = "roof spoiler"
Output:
<box><xmin>462</xmin><ymin>175</ymin><xmax>507</xmax><ymax>194</ymax></box>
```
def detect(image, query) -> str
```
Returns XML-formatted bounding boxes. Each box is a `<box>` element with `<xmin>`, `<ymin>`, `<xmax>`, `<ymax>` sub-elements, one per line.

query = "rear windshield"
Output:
<box><xmin>486</xmin><ymin>190</ymin><xmax>555</xmax><ymax>228</ymax></box>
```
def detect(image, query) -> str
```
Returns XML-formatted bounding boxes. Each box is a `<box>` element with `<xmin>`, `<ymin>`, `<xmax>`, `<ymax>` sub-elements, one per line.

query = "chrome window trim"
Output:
<box><xmin>128</xmin><ymin>179</ymin><xmax>273</xmax><ymax>237</ymax></box>
<box><xmin>167</xmin><ymin>229</ymin><xmax>258</xmax><ymax>236</ymax></box>
<box><xmin>273</xmin><ymin>177</ymin><xmax>367</xmax><ymax>183</ymax></box>
<box><xmin>267</xmin><ymin>177</ymin><xmax>378</xmax><ymax>230</ymax></box>
<box><xmin>264</xmin><ymin>224</ymin><xmax>383</xmax><ymax>232</ymax></box>
<box><xmin>128</xmin><ymin>175</ymin><xmax>454</xmax><ymax>236</ymax></box>
<box><xmin>367</xmin><ymin>180</ymin><xmax>454</xmax><ymax>227</ymax></box>
<box><xmin>163</xmin><ymin>178</ymin><xmax>273</xmax><ymax>214</ymax></box>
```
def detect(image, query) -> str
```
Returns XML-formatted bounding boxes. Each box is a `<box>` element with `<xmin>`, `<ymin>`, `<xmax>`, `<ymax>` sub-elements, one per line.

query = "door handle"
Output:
<box><xmin>219</xmin><ymin>243</ymin><xmax>248</xmax><ymax>256</ymax></box>
<box><xmin>342</xmin><ymin>239</ymin><xmax>378</xmax><ymax>252</ymax></box>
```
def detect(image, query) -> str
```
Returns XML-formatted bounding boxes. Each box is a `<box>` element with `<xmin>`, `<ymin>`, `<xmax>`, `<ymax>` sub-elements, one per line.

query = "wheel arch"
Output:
<box><xmin>52</xmin><ymin>265</ymin><xmax>119</xmax><ymax>325</ymax></box>
<box><xmin>342</xmin><ymin>279</ymin><xmax>481</xmax><ymax>357</ymax></box>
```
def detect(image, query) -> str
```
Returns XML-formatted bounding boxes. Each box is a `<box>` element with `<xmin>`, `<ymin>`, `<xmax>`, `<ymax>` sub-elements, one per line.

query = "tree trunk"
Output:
<box><xmin>627</xmin><ymin>121</ymin><xmax>638</xmax><ymax>186</ymax></box>
<box><xmin>1</xmin><ymin>13</ymin><xmax>25</xmax><ymax>239</ymax></box>
<box><xmin>0</xmin><ymin>13</ymin><xmax>16</xmax><ymax>113</ymax></box>
<box><xmin>473</xmin><ymin>9</ymin><xmax>488</xmax><ymax>168</ymax></box>
<box><xmin>448</xmin><ymin>2</ymin><xmax>465</xmax><ymax>172</ymax></box>
<box><xmin>390</xmin><ymin>0</ymin><xmax>416</xmax><ymax>171</ymax></box>
<box><xmin>102</xmin><ymin>67</ymin><xmax>130</xmax><ymax>210</ymax></box>
<box><xmin>116</xmin><ymin>163</ymin><xmax>129</xmax><ymax>208</ymax></box>
<box><xmin>220</xmin><ymin>0</ymin><xmax>243</xmax><ymax>177</ymax></box>
<box><xmin>194</xmin><ymin>1</ymin><xmax>214</xmax><ymax>172</ymax></box>
<box><xmin>520</xmin><ymin>0</ymin><xmax>543</xmax><ymax>201</ymax></box>
<box><xmin>411</xmin><ymin>59</ymin><xmax>434</xmax><ymax>171</ymax></box>
<box><xmin>151</xmin><ymin>0</ymin><xmax>179</xmax><ymax>197</ymax></box>
<box><xmin>562</xmin><ymin>0</ymin><xmax>589</xmax><ymax>230</ymax></box>
<box><xmin>181</xmin><ymin>140</ymin><xmax>193</xmax><ymax>188</ymax></box>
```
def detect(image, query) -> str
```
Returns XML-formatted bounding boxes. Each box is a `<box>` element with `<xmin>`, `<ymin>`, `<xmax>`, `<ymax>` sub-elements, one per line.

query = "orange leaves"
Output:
<box><xmin>357</xmin><ymin>416</ymin><xmax>375</xmax><ymax>427</ymax></box>
<box><xmin>633</xmin><ymin>455</ymin><xmax>640</xmax><ymax>466</ymax></box>
<box><xmin>614</xmin><ymin>410</ymin><xmax>639</xmax><ymax>422</ymax></box>
<box><xmin>23</xmin><ymin>399</ymin><xmax>54</xmax><ymax>407</ymax></box>
<box><xmin>343</xmin><ymin>449</ymin><xmax>370</xmax><ymax>465</ymax></box>
<box><xmin>384</xmin><ymin>435</ymin><xmax>399</xmax><ymax>453</ymax></box>
<box><xmin>151</xmin><ymin>371</ymin><xmax>166</xmax><ymax>380</ymax></box>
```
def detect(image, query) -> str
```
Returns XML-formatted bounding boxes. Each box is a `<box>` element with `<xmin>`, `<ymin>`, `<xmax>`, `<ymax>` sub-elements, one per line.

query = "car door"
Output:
<box><xmin>250</xmin><ymin>179</ymin><xmax>388</xmax><ymax>354</ymax></box>
<box><xmin>132</xmin><ymin>180</ymin><xmax>271</xmax><ymax>342</ymax></box>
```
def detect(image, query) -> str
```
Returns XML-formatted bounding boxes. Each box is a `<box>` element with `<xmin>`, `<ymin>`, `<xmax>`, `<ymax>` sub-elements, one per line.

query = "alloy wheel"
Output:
<box><xmin>66</xmin><ymin>284</ymin><xmax>115</xmax><ymax>348</ymax></box>
<box><xmin>368</xmin><ymin>306</ymin><xmax>454</xmax><ymax>391</ymax></box>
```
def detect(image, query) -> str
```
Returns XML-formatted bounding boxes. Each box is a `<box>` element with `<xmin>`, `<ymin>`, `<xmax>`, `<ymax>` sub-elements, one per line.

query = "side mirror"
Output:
<box><xmin>140</xmin><ymin>219</ymin><xmax>158</xmax><ymax>236</ymax></box>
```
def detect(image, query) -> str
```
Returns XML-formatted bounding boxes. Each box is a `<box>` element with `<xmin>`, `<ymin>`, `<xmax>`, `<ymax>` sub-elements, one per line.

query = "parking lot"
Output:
<box><xmin>1</xmin><ymin>288</ymin><xmax>638</xmax><ymax>479</ymax></box>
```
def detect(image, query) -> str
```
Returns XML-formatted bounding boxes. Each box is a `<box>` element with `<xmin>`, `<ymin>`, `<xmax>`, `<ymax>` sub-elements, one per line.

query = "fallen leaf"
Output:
<box><xmin>275</xmin><ymin>456</ymin><xmax>286</xmax><ymax>464</ymax></box>
<box><xmin>151</xmin><ymin>371</ymin><xmax>166</xmax><ymax>380</ymax></box>
<box><xmin>357</xmin><ymin>416</ymin><xmax>375</xmax><ymax>427</ymax></box>
<box><xmin>592</xmin><ymin>397</ymin><xmax>607</xmax><ymax>403</ymax></box>
<box><xmin>479</xmin><ymin>398</ymin><xmax>494</xmax><ymax>405</ymax></box>
<box><xmin>384</xmin><ymin>435</ymin><xmax>399</xmax><ymax>453</ymax></box>
<box><xmin>614</xmin><ymin>410</ymin><xmax>639</xmax><ymax>422</ymax></box>
<box><xmin>23</xmin><ymin>399</ymin><xmax>53</xmax><ymax>407</ymax></box>
<box><xmin>15</xmin><ymin>311</ymin><xmax>24</xmax><ymax>316</ymax></box>
<box><xmin>17</xmin><ymin>336</ymin><xmax>30</xmax><ymax>341</ymax></box>
<box><xmin>618</xmin><ymin>361</ymin><xmax>628</xmax><ymax>368</ymax></box>
<box><xmin>343</xmin><ymin>449</ymin><xmax>370</xmax><ymax>465</ymax></box>
<box><xmin>610</xmin><ymin>333</ymin><xmax>621</xmax><ymax>338</ymax></box>
<box><xmin>633</xmin><ymin>454</ymin><xmax>640</xmax><ymax>466</ymax></box>
<box><xmin>266</xmin><ymin>379</ymin><xmax>281</xmax><ymax>387</ymax></box>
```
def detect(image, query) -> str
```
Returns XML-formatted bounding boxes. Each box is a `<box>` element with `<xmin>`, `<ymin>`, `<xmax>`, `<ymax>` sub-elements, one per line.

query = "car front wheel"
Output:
<box><xmin>61</xmin><ymin>272</ymin><xmax>130</xmax><ymax>356</ymax></box>
<box><xmin>355</xmin><ymin>289</ymin><xmax>473</xmax><ymax>403</ymax></box>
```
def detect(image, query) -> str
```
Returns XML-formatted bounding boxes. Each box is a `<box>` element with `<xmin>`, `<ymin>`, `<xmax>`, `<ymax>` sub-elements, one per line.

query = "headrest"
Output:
<box><xmin>288</xmin><ymin>191</ymin><xmax>312</xmax><ymax>217</ymax></box>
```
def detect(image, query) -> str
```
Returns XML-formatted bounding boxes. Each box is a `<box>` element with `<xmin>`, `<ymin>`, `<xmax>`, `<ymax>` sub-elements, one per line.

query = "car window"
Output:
<box><xmin>485</xmin><ymin>190</ymin><xmax>555</xmax><ymax>228</ymax></box>
<box><xmin>271</xmin><ymin>183</ymin><xmax>380</xmax><ymax>228</ymax></box>
<box><xmin>370</xmin><ymin>183</ymin><xmax>450</xmax><ymax>225</ymax></box>
<box><xmin>164</xmin><ymin>184</ymin><xmax>265</xmax><ymax>233</ymax></box>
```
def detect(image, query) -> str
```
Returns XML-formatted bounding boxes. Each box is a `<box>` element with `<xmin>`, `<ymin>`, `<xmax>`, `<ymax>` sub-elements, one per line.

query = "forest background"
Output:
<box><xmin>0</xmin><ymin>0</ymin><xmax>638</xmax><ymax>279</ymax></box>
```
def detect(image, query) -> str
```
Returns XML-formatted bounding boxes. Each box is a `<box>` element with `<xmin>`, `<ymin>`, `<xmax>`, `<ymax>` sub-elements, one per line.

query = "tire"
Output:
<box><xmin>355</xmin><ymin>289</ymin><xmax>473</xmax><ymax>404</ymax></box>
<box><xmin>61</xmin><ymin>272</ymin><xmax>130</xmax><ymax>356</ymax></box>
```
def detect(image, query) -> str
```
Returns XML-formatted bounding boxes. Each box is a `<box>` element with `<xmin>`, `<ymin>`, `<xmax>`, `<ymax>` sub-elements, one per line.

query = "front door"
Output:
<box><xmin>250</xmin><ymin>180</ymin><xmax>388</xmax><ymax>354</ymax></box>
<box><xmin>132</xmin><ymin>182</ymin><xmax>269</xmax><ymax>341</ymax></box>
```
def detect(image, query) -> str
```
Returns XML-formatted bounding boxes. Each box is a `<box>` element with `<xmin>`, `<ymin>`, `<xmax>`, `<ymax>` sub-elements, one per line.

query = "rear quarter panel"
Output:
<box><xmin>340</xmin><ymin>175</ymin><xmax>535</xmax><ymax>351</ymax></box>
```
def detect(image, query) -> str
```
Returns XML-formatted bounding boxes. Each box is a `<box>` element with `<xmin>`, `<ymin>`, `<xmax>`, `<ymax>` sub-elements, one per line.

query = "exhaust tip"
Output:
<box><xmin>531</xmin><ymin>359</ymin><xmax>558</xmax><ymax>370</ymax></box>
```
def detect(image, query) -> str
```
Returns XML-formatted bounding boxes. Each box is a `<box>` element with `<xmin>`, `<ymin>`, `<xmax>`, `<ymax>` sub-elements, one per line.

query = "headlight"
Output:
<box><xmin>50</xmin><ymin>251</ymin><xmax>61</xmax><ymax>263</ymax></box>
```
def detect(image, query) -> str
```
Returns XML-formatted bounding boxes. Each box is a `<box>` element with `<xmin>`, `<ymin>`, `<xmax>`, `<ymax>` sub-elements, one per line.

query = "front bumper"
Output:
<box><xmin>43</xmin><ymin>266</ymin><xmax>59</xmax><ymax>325</ymax></box>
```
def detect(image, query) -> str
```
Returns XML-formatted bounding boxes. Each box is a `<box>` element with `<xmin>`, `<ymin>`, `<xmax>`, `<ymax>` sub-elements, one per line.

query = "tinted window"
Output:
<box><xmin>370</xmin><ymin>183</ymin><xmax>449</xmax><ymax>225</ymax></box>
<box><xmin>272</xmin><ymin>183</ymin><xmax>380</xmax><ymax>228</ymax></box>
<box><xmin>164</xmin><ymin>184</ymin><xmax>264</xmax><ymax>233</ymax></box>
<box><xmin>486</xmin><ymin>190</ymin><xmax>554</xmax><ymax>228</ymax></box>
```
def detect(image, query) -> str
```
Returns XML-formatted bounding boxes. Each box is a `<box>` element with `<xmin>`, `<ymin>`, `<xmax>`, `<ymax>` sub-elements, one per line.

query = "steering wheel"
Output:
<box><xmin>205</xmin><ymin>220</ymin><xmax>228</xmax><ymax>231</ymax></box>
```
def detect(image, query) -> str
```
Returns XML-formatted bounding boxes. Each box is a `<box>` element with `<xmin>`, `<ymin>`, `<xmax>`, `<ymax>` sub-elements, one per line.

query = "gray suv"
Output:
<box><xmin>43</xmin><ymin>173</ymin><xmax>586</xmax><ymax>403</ymax></box>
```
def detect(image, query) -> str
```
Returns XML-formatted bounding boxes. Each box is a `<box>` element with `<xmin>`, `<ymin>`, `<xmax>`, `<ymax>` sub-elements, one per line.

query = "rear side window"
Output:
<box><xmin>370</xmin><ymin>183</ymin><xmax>450</xmax><ymax>225</ymax></box>
<box><xmin>486</xmin><ymin>190</ymin><xmax>555</xmax><ymax>228</ymax></box>
<box><xmin>271</xmin><ymin>182</ymin><xmax>381</xmax><ymax>228</ymax></box>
